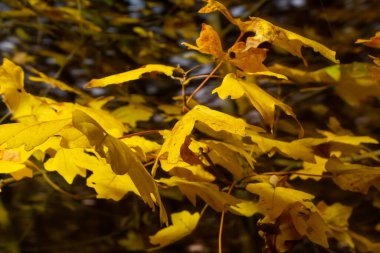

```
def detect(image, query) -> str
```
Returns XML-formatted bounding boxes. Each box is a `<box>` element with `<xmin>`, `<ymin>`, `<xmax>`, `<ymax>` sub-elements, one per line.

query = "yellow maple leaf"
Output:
<box><xmin>72</xmin><ymin>110</ymin><xmax>167</xmax><ymax>223</ymax></box>
<box><xmin>249</xmin><ymin>133</ymin><xmax>315</xmax><ymax>162</ymax></box>
<box><xmin>247</xmin><ymin>182</ymin><xmax>329</xmax><ymax>248</ymax></box>
<box><xmin>271</xmin><ymin>63</ymin><xmax>380</xmax><ymax>106</ymax></box>
<box><xmin>213</xmin><ymin>73</ymin><xmax>302</xmax><ymax>135</ymax></box>
<box><xmin>159</xmin><ymin>176</ymin><xmax>241</xmax><ymax>212</ymax></box>
<box><xmin>149</xmin><ymin>211</ymin><xmax>200</xmax><ymax>249</ymax></box>
<box><xmin>112</xmin><ymin>104</ymin><xmax>154</xmax><ymax>128</ymax></box>
<box><xmin>156</xmin><ymin>105</ymin><xmax>247</xmax><ymax>165</ymax></box>
<box><xmin>85</xmin><ymin>64</ymin><xmax>178</xmax><ymax>88</ymax></box>
<box><xmin>238</xmin><ymin>17</ymin><xmax>339</xmax><ymax>65</ymax></box>
<box><xmin>325</xmin><ymin>157</ymin><xmax>380</xmax><ymax>194</ymax></box>
<box><xmin>160</xmin><ymin>159</ymin><xmax>215</xmax><ymax>182</ymax></box>
<box><xmin>87</xmin><ymin>159</ymin><xmax>140</xmax><ymax>201</ymax></box>
<box><xmin>317</xmin><ymin>201</ymin><xmax>354</xmax><ymax>248</ymax></box>
<box><xmin>44</xmin><ymin>148</ymin><xmax>100</xmax><ymax>184</ymax></box>
<box><xmin>0</xmin><ymin>118</ymin><xmax>71</xmax><ymax>151</ymax></box>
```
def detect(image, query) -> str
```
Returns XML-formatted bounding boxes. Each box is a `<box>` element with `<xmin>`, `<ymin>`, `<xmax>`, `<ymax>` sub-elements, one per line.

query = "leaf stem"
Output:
<box><xmin>185</xmin><ymin>60</ymin><xmax>224</xmax><ymax>106</ymax></box>
<box><xmin>118</xmin><ymin>129</ymin><xmax>161</xmax><ymax>139</ymax></box>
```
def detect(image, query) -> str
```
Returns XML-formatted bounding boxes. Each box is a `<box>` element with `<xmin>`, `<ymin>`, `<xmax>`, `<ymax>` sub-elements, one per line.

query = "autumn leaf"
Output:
<box><xmin>317</xmin><ymin>201</ymin><xmax>354</xmax><ymax>248</ymax></box>
<box><xmin>325</xmin><ymin>157</ymin><xmax>380</xmax><ymax>193</ymax></box>
<box><xmin>86</xmin><ymin>159</ymin><xmax>140</xmax><ymax>201</ymax></box>
<box><xmin>249</xmin><ymin>133</ymin><xmax>315</xmax><ymax>162</ymax></box>
<box><xmin>149</xmin><ymin>211</ymin><xmax>200</xmax><ymax>249</ymax></box>
<box><xmin>247</xmin><ymin>182</ymin><xmax>329</xmax><ymax>248</ymax></box>
<box><xmin>182</xmin><ymin>23</ymin><xmax>224</xmax><ymax>58</ymax></box>
<box><xmin>85</xmin><ymin>64</ymin><xmax>179</xmax><ymax>88</ymax></box>
<box><xmin>44</xmin><ymin>148</ymin><xmax>100</xmax><ymax>184</ymax></box>
<box><xmin>160</xmin><ymin>159</ymin><xmax>216</xmax><ymax>182</ymax></box>
<box><xmin>198</xmin><ymin>0</ymin><xmax>237</xmax><ymax>25</ymax></box>
<box><xmin>159</xmin><ymin>176</ymin><xmax>241</xmax><ymax>211</ymax></box>
<box><xmin>213</xmin><ymin>73</ymin><xmax>302</xmax><ymax>135</ymax></box>
<box><xmin>271</xmin><ymin>63</ymin><xmax>380</xmax><ymax>106</ymax></box>
<box><xmin>356</xmin><ymin>31</ymin><xmax>380</xmax><ymax>48</ymax></box>
<box><xmin>0</xmin><ymin>119</ymin><xmax>71</xmax><ymax>151</ymax></box>
<box><xmin>237</xmin><ymin>17</ymin><xmax>339</xmax><ymax>65</ymax></box>
<box><xmin>156</xmin><ymin>105</ymin><xmax>247</xmax><ymax>165</ymax></box>
<box><xmin>72</xmin><ymin>110</ymin><xmax>168</xmax><ymax>223</ymax></box>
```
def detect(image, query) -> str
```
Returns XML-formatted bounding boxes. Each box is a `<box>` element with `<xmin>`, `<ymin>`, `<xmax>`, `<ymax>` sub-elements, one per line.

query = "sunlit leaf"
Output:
<box><xmin>44</xmin><ymin>148</ymin><xmax>99</xmax><ymax>184</ymax></box>
<box><xmin>149</xmin><ymin>211</ymin><xmax>200</xmax><ymax>249</ymax></box>
<box><xmin>213</xmin><ymin>74</ymin><xmax>302</xmax><ymax>134</ymax></box>
<box><xmin>86</xmin><ymin>64</ymin><xmax>178</xmax><ymax>88</ymax></box>
<box><xmin>0</xmin><ymin>119</ymin><xmax>71</xmax><ymax>151</ymax></box>
<box><xmin>156</xmin><ymin>105</ymin><xmax>247</xmax><ymax>165</ymax></box>
<box><xmin>72</xmin><ymin>110</ymin><xmax>168</xmax><ymax>223</ymax></box>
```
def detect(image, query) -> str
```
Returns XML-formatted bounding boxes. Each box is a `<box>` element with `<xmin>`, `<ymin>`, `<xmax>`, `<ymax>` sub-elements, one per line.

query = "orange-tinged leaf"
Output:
<box><xmin>199</xmin><ymin>0</ymin><xmax>237</xmax><ymax>25</ymax></box>
<box><xmin>159</xmin><ymin>176</ymin><xmax>241</xmax><ymax>211</ymax></box>
<box><xmin>325</xmin><ymin>157</ymin><xmax>380</xmax><ymax>193</ymax></box>
<box><xmin>356</xmin><ymin>31</ymin><xmax>380</xmax><ymax>48</ymax></box>
<box><xmin>86</xmin><ymin>64</ymin><xmax>178</xmax><ymax>88</ymax></box>
<box><xmin>226</xmin><ymin>42</ymin><xmax>268</xmax><ymax>73</ymax></box>
<box><xmin>238</xmin><ymin>18</ymin><xmax>339</xmax><ymax>65</ymax></box>
<box><xmin>213</xmin><ymin>74</ymin><xmax>302</xmax><ymax>134</ymax></box>
<box><xmin>182</xmin><ymin>23</ymin><xmax>224</xmax><ymax>58</ymax></box>
<box><xmin>0</xmin><ymin>118</ymin><xmax>71</xmax><ymax>151</ymax></box>
<box><xmin>149</xmin><ymin>211</ymin><xmax>200</xmax><ymax>249</ymax></box>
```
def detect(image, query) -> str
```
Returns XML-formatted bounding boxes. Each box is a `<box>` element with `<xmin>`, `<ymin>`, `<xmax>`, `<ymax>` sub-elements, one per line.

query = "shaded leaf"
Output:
<box><xmin>325</xmin><ymin>157</ymin><xmax>380</xmax><ymax>193</ymax></box>
<box><xmin>159</xmin><ymin>176</ymin><xmax>241</xmax><ymax>211</ymax></box>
